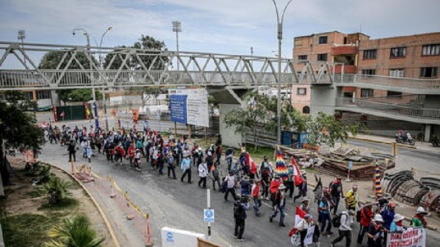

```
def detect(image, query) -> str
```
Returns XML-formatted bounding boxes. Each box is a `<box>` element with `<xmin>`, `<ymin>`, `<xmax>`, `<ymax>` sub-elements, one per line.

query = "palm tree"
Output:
<box><xmin>40</xmin><ymin>176</ymin><xmax>72</xmax><ymax>204</ymax></box>
<box><xmin>44</xmin><ymin>215</ymin><xmax>105</xmax><ymax>247</ymax></box>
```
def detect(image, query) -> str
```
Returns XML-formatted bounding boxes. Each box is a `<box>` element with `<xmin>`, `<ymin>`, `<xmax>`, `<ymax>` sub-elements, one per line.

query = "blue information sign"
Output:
<box><xmin>169</xmin><ymin>94</ymin><xmax>187</xmax><ymax>124</ymax></box>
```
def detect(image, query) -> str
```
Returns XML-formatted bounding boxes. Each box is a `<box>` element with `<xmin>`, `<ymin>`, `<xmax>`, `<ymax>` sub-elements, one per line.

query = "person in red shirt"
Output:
<box><xmin>127</xmin><ymin>143</ymin><xmax>136</xmax><ymax>166</ymax></box>
<box><xmin>357</xmin><ymin>203</ymin><xmax>375</xmax><ymax>245</ymax></box>
<box><xmin>251</xmin><ymin>179</ymin><xmax>262</xmax><ymax>216</ymax></box>
<box><xmin>269</xmin><ymin>174</ymin><xmax>282</xmax><ymax>202</ymax></box>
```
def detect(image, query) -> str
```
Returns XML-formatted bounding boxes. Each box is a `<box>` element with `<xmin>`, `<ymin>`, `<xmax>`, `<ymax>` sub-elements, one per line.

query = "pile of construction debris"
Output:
<box><xmin>383</xmin><ymin>170</ymin><xmax>440</xmax><ymax>213</ymax></box>
<box><xmin>315</xmin><ymin>147</ymin><xmax>395</xmax><ymax>179</ymax></box>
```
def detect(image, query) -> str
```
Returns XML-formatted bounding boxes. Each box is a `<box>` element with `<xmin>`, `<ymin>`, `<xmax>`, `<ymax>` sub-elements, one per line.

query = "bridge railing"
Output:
<box><xmin>336</xmin><ymin>97</ymin><xmax>440</xmax><ymax>120</ymax></box>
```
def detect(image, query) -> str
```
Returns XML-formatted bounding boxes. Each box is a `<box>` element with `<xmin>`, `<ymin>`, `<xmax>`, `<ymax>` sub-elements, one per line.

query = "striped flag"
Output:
<box><xmin>274</xmin><ymin>148</ymin><xmax>288</xmax><ymax>180</ymax></box>
<box><xmin>375</xmin><ymin>162</ymin><xmax>382</xmax><ymax>198</ymax></box>
<box><xmin>291</xmin><ymin>157</ymin><xmax>304</xmax><ymax>186</ymax></box>
<box><xmin>288</xmin><ymin>206</ymin><xmax>307</xmax><ymax>236</ymax></box>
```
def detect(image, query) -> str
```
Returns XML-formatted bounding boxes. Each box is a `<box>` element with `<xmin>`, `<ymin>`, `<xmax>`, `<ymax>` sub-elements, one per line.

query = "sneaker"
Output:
<box><xmin>237</xmin><ymin>238</ymin><xmax>244</xmax><ymax>242</ymax></box>
<box><xmin>269</xmin><ymin>216</ymin><xmax>273</xmax><ymax>223</ymax></box>
<box><xmin>330</xmin><ymin>244</ymin><xmax>334</xmax><ymax>247</ymax></box>
<box><xmin>279</xmin><ymin>223</ymin><xmax>286</xmax><ymax>227</ymax></box>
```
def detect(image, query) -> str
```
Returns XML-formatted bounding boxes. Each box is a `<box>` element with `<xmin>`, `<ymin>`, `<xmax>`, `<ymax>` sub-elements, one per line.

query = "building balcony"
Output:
<box><xmin>331</xmin><ymin>45</ymin><xmax>358</xmax><ymax>55</ymax></box>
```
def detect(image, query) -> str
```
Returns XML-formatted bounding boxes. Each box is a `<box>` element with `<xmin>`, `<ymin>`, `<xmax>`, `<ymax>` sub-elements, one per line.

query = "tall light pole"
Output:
<box><xmin>99</xmin><ymin>27</ymin><xmax>112</xmax><ymax>132</ymax></box>
<box><xmin>271</xmin><ymin>0</ymin><xmax>293</xmax><ymax>144</ymax></box>
<box><xmin>73</xmin><ymin>28</ymin><xmax>99</xmax><ymax>129</ymax></box>
<box><xmin>172</xmin><ymin>21</ymin><xmax>181</xmax><ymax>71</ymax></box>
<box><xmin>17</xmin><ymin>30</ymin><xmax>26</xmax><ymax>66</ymax></box>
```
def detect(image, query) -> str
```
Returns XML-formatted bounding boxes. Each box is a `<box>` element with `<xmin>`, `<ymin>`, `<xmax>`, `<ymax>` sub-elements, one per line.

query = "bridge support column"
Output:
<box><xmin>219</xmin><ymin>103</ymin><xmax>243</xmax><ymax>148</ymax></box>
<box><xmin>310</xmin><ymin>84</ymin><xmax>343</xmax><ymax>117</ymax></box>
<box><xmin>424</xmin><ymin>124</ymin><xmax>432</xmax><ymax>142</ymax></box>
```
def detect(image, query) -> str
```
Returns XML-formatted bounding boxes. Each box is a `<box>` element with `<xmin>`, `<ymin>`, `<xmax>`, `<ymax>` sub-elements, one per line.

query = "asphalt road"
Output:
<box><xmin>38</xmin><ymin>139</ymin><xmax>440</xmax><ymax>247</ymax></box>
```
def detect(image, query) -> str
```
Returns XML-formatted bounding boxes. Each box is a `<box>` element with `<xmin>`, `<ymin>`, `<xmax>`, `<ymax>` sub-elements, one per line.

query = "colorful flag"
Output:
<box><xmin>375</xmin><ymin>162</ymin><xmax>382</xmax><ymax>198</ymax></box>
<box><xmin>245</xmin><ymin>152</ymin><xmax>258</xmax><ymax>175</ymax></box>
<box><xmin>291</xmin><ymin>157</ymin><xmax>304</xmax><ymax>186</ymax></box>
<box><xmin>289</xmin><ymin>206</ymin><xmax>307</xmax><ymax>236</ymax></box>
<box><xmin>274</xmin><ymin>148</ymin><xmax>288</xmax><ymax>180</ymax></box>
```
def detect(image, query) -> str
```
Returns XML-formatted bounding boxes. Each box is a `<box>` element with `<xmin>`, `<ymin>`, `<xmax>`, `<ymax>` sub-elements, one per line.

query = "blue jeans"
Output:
<box><xmin>319</xmin><ymin>213</ymin><xmax>332</xmax><ymax>233</ymax></box>
<box><xmin>253</xmin><ymin>197</ymin><xmax>262</xmax><ymax>215</ymax></box>
<box><xmin>271</xmin><ymin>206</ymin><xmax>285</xmax><ymax>224</ymax></box>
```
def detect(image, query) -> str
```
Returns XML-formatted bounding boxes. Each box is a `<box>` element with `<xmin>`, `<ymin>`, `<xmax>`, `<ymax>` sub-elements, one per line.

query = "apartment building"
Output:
<box><xmin>291</xmin><ymin>31</ymin><xmax>440</xmax><ymax>139</ymax></box>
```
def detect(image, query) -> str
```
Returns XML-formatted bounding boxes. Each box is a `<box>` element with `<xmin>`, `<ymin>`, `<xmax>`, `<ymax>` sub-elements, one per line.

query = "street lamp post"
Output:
<box><xmin>99</xmin><ymin>27</ymin><xmax>113</xmax><ymax>132</ymax></box>
<box><xmin>73</xmin><ymin>28</ymin><xmax>99</xmax><ymax>129</ymax></box>
<box><xmin>271</xmin><ymin>0</ymin><xmax>293</xmax><ymax>144</ymax></box>
<box><xmin>17</xmin><ymin>30</ymin><xmax>26</xmax><ymax>66</ymax></box>
<box><xmin>172</xmin><ymin>21</ymin><xmax>181</xmax><ymax>71</ymax></box>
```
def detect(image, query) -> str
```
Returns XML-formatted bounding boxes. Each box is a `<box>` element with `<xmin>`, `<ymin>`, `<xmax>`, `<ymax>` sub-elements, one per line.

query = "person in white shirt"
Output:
<box><xmin>224</xmin><ymin>171</ymin><xmax>237</xmax><ymax>201</ymax></box>
<box><xmin>295</xmin><ymin>214</ymin><xmax>316</xmax><ymax>247</ymax></box>
<box><xmin>198</xmin><ymin>159</ymin><xmax>208</xmax><ymax>188</ymax></box>
<box><xmin>330</xmin><ymin>210</ymin><xmax>355</xmax><ymax>247</ymax></box>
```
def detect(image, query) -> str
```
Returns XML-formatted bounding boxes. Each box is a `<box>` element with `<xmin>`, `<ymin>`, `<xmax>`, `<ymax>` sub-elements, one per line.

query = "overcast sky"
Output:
<box><xmin>1</xmin><ymin>0</ymin><xmax>440</xmax><ymax>59</ymax></box>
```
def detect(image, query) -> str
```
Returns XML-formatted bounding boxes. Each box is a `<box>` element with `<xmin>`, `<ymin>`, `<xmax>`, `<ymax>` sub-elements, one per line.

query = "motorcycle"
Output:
<box><xmin>395</xmin><ymin>131</ymin><xmax>416</xmax><ymax>145</ymax></box>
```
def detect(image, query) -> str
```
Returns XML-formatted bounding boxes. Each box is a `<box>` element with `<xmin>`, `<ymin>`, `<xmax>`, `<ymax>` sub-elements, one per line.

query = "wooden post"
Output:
<box><xmin>174</xmin><ymin>122</ymin><xmax>177</xmax><ymax>138</ymax></box>
<box><xmin>205</xmin><ymin>127</ymin><xmax>208</xmax><ymax>145</ymax></box>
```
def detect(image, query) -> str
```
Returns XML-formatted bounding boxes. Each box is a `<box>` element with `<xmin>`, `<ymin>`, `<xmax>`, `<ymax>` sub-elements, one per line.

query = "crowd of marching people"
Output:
<box><xmin>45</xmin><ymin>123</ymin><xmax>430</xmax><ymax>246</ymax></box>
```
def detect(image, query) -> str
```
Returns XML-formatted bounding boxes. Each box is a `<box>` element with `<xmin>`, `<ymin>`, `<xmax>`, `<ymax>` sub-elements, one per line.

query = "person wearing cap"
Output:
<box><xmin>260</xmin><ymin>156</ymin><xmax>272</xmax><ymax>200</ymax></box>
<box><xmin>330</xmin><ymin>210</ymin><xmax>355</xmax><ymax>247</ymax></box>
<box><xmin>251</xmin><ymin>179</ymin><xmax>262</xmax><ymax>216</ymax></box>
<box><xmin>295</xmin><ymin>214</ymin><xmax>317</xmax><ymax>247</ymax></box>
<box><xmin>197</xmin><ymin>157</ymin><xmax>209</xmax><ymax>188</ymax></box>
<box><xmin>269</xmin><ymin>184</ymin><xmax>287</xmax><ymax>227</ymax></box>
<box><xmin>357</xmin><ymin>202</ymin><xmax>375</xmax><ymax>246</ymax></box>
<box><xmin>410</xmin><ymin>207</ymin><xmax>428</xmax><ymax>228</ymax></box>
<box><xmin>240</xmin><ymin>175</ymin><xmax>252</xmax><ymax>196</ymax></box>
<box><xmin>269</xmin><ymin>174</ymin><xmax>283</xmax><ymax>202</ymax></box>
<box><xmin>225</xmin><ymin>147</ymin><xmax>234</xmax><ymax>172</ymax></box>
<box><xmin>329</xmin><ymin>177</ymin><xmax>344</xmax><ymax>215</ymax></box>
<box><xmin>180</xmin><ymin>154</ymin><xmax>192</xmax><ymax>183</ymax></box>
<box><xmin>224</xmin><ymin>170</ymin><xmax>238</xmax><ymax>201</ymax></box>
<box><xmin>345</xmin><ymin>184</ymin><xmax>360</xmax><ymax>211</ymax></box>
<box><xmin>299</xmin><ymin>197</ymin><xmax>310</xmax><ymax>213</ymax></box>
<box><xmin>293</xmin><ymin>173</ymin><xmax>307</xmax><ymax>203</ymax></box>
<box><xmin>285</xmin><ymin>163</ymin><xmax>295</xmax><ymax>198</ymax></box>
<box><xmin>367</xmin><ymin>214</ymin><xmax>385</xmax><ymax>247</ymax></box>
<box><xmin>167</xmin><ymin>151</ymin><xmax>177</xmax><ymax>179</ymax></box>
<box><xmin>390</xmin><ymin>214</ymin><xmax>405</xmax><ymax>233</ymax></box>
<box><xmin>133</xmin><ymin>149</ymin><xmax>142</xmax><ymax>171</ymax></box>
<box><xmin>318</xmin><ymin>187</ymin><xmax>334</xmax><ymax>236</ymax></box>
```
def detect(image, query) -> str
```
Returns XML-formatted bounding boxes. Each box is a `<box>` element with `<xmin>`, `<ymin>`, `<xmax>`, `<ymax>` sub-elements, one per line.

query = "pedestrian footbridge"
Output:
<box><xmin>0</xmin><ymin>42</ymin><xmax>336</xmax><ymax>92</ymax></box>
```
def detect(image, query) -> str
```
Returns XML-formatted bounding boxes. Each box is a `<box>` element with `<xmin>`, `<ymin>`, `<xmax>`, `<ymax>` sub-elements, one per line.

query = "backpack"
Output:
<box><xmin>233</xmin><ymin>201</ymin><xmax>245</xmax><ymax>219</ymax></box>
<box><xmin>332</xmin><ymin>213</ymin><xmax>347</xmax><ymax>228</ymax></box>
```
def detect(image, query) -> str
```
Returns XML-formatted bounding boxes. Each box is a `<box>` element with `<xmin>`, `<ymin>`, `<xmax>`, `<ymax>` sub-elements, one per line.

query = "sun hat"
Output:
<box><xmin>301</xmin><ymin>197</ymin><xmax>310</xmax><ymax>203</ymax></box>
<box><xmin>304</xmin><ymin>214</ymin><xmax>313</xmax><ymax>219</ymax></box>
<box><xmin>417</xmin><ymin>207</ymin><xmax>428</xmax><ymax>214</ymax></box>
<box><xmin>373</xmin><ymin>214</ymin><xmax>384</xmax><ymax>222</ymax></box>
<box><xmin>393</xmin><ymin>214</ymin><xmax>405</xmax><ymax>222</ymax></box>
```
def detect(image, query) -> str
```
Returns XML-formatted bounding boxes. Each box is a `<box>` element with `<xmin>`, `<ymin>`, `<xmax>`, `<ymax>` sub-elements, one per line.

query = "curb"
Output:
<box><xmin>48</xmin><ymin>164</ymin><xmax>121</xmax><ymax>247</ymax></box>
<box><xmin>348</xmin><ymin>136</ymin><xmax>417</xmax><ymax>150</ymax></box>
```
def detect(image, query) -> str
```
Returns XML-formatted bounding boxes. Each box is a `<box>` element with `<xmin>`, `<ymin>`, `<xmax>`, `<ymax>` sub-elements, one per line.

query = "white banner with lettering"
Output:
<box><xmin>304</xmin><ymin>225</ymin><xmax>315</xmax><ymax>245</ymax></box>
<box><xmin>386</xmin><ymin>228</ymin><xmax>426</xmax><ymax>247</ymax></box>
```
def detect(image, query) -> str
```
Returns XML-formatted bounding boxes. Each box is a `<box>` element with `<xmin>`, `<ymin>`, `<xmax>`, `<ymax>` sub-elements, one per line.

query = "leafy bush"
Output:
<box><xmin>43</xmin><ymin>215</ymin><xmax>105</xmax><ymax>247</ymax></box>
<box><xmin>40</xmin><ymin>176</ymin><xmax>72</xmax><ymax>205</ymax></box>
<box><xmin>431</xmin><ymin>134</ymin><xmax>440</xmax><ymax>147</ymax></box>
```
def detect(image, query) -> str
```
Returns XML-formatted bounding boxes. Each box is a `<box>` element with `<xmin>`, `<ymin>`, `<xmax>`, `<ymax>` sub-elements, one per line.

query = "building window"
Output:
<box><xmin>298</xmin><ymin>55</ymin><xmax>308</xmax><ymax>60</ymax></box>
<box><xmin>390</xmin><ymin>47</ymin><xmax>406</xmax><ymax>58</ymax></box>
<box><xmin>37</xmin><ymin>90</ymin><xmax>51</xmax><ymax>99</ymax></box>
<box><xmin>294</xmin><ymin>39</ymin><xmax>303</xmax><ymax>47</ymax></box>
<box><xmin>318</xmin><ymin>36</ymin><xmax>328</xmax><ymax>44</ymax></box>
<box><xmin>389</xmin><ymin>69</ymin><xmax>405</xmax><ymax>78</ymax></box>
<box><xmin>363</xmin><ymin>49</ymin><xmax>377</xmax><ymax>60</ymax></box>
<box><xmin>317</xmin><ymin>53</ymin><xmax>327</xmax><ymax>61</ymax></box>
<box><xmin>362</xmin><ymin>69</ymin><xmax>376</xmax><ymax>75</ymax></box>
<box><xmin>361</xmin><ymin>89</ymin><xmax>374</xmax><ymax>98</ymax></box>
<box><xmin>297</xmin><ymin>88</ymin><xmax>307</xmax><ymax>95</ymax></box>
<box><xmin>387</xmin><ymin>91</ymin><xmax>402</xmax><ymax>98</ymax></box>
<box><xmin>302</xmin><ymin>106</ymin><xmax>310</xmax><ymax>114</ymax></box>
<box><xmin>422</xmin><ymin>44</ymin><xmax>440</xmax><ymax>56</ymax></box>
<box><xmin>420</xmin><ymin>67</ymin><xmax>438</xmax><ymax>78</ymax></box>
<box><xmin>23</xmin><ymin>91</ymin><xmax>33</xmax><ymax>100</ymax></box>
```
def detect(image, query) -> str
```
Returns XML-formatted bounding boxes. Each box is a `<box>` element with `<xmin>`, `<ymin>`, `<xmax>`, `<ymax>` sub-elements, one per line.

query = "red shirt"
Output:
<box><xmin>360</xmin><ymin>206</ymin><xmax>374</xmax><ymax>227</ymax></box>
<box><xmin>269</xmin><ymin>179</ymin><xmax>282</xmax><ymax>194</ymax></box>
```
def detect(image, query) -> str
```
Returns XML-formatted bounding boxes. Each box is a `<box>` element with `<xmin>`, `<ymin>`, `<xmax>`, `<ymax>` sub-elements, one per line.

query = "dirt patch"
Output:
<box><xmin>0</xmin><ymin>156</ymin><xmax>116</xmax><ymax>247</ymax></box>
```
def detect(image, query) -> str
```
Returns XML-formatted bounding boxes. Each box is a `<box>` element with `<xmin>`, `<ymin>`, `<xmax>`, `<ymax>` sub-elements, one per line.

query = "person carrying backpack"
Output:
<box><xmin>233</xmin><ymin>195</ymin><xmax>250</xmax><ymax>242</ymax></box>
<box><xmin>318</xmin><ymin>187</ymin><xmax>334</xmax><ymax>236</ymax></box>
<box><xmin>330</xmin><ymin>210</ymin><xmax>355</xmax><ymax>247</ymax></box>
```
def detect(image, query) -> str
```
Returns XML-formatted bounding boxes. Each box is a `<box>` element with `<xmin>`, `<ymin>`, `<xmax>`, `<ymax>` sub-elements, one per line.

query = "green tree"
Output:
<box><xmin>0</xmin><ymin>98</ymin><xmax>45</xmax><ymax>185</ymax></box>
<box><xmin>44</xmin><ymin>215</ymin><xmax>105</xmax><ymax>247</ymax></box>
<box><xmin>40</xmin><ymin>176</ymin><xmax>72</xmax><ymax>205</ymax></box>
<box><xmin>224</xmin><ymin>93</ymin><xmax>270</xmax><ymax>150</ymax></box>
<box><xmin>39</xmin><ymin>51</ymin><xmax>99</xmax><ymax>104</ymax></box>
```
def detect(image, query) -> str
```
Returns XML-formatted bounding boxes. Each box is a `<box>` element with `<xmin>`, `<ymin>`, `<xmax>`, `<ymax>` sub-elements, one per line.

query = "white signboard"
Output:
<box><xmin>161</xmin><ymin>227</ymin><xmax>206</xmax><ymax>247</ymax></box>
<box><xmin>168</xmin><ymin>88</ymin><xmax>210</xmax><ymax>127</ymax></box>
<box><xmin>386</xmin><ymin>228</ymin><xmax>426</xmax><ymax>247</ymax></box>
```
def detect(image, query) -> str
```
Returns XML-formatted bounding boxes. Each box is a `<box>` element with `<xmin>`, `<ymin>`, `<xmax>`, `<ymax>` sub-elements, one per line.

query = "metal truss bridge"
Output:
<box><xmin>0</xmin><ymin>42</ymin><xmax>334</xmax><ymax>91</ymax></box>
